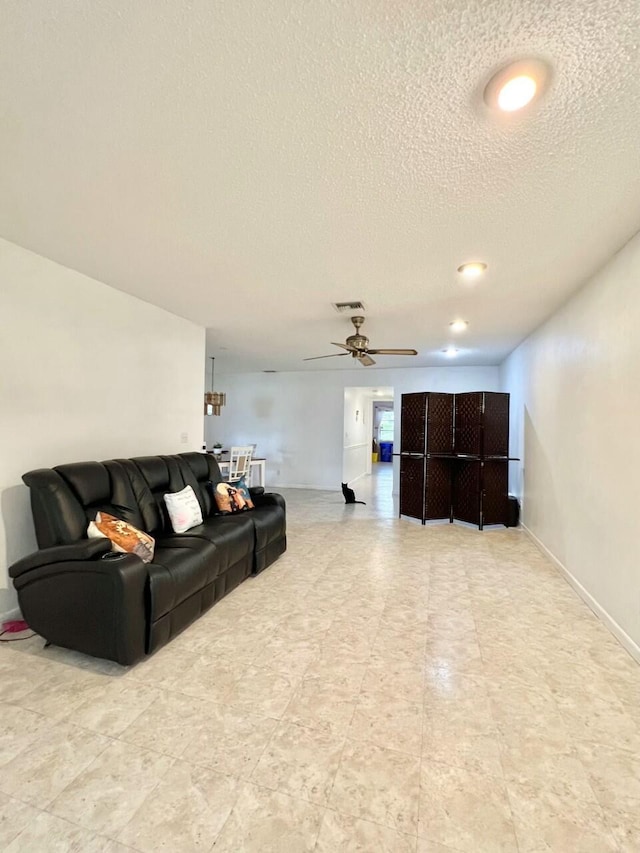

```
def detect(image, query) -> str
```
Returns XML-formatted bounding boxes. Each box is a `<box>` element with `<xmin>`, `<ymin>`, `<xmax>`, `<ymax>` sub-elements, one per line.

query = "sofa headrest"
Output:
<box><xmin>179</xmin><ymin>452</ymin><xmax>222</xmax><ymax>484</ymax></box>
<box><xmin>131</xmin><ymin>456</ymin><xmax>171</xmax><ymax>491</ymax></box>
<box><xmin>179</xmin><ymin>452</ymin><xmax>208</xmax><ymax>482</ymax></box>
<box><xmin>22</xmin><ymin>468</ymin><xmax>88</xmax><ymax>548</ymax></box>
<box><xmin>56</xmin><ymin>461</ymin><xmax>111</xmax><ymax>507</ymax></box>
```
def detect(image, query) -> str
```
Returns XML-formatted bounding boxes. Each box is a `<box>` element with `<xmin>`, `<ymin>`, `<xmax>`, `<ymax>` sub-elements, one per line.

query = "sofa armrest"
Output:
<box><xmin>252</xmin><ymin>492</ymin><xmax>286</xmax><ymax>512</ymax></box>
<box><xmin>248</xmin><ymin>486</ymin><xmax>265</xmax><ymax>498</ymax></box>
<box><xmin>12</xmin><ymin>553</ymin><xmax>148</xmax><ymax>666</ymax></box>
<box><xmin>9</xmin><ymin>539</ymin><xmax>111</xmax><ymax>579</ymax></box>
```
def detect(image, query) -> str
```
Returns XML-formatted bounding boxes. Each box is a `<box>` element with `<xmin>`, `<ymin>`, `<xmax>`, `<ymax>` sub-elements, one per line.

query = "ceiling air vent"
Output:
<box><xmin>332</xmin><ymin>301</ymin><xmax>365</xmax><ymax>313</ymax></box>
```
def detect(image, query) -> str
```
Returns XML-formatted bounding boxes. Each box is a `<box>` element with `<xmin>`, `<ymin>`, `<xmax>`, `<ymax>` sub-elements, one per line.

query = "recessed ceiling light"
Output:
<box><xmin>442</xmin><ymin>347</ymin><xmax>458</xmax><ymax>358</ymax></box>
<box><xmin>484</xmin><ymin>58</ymin><xmax>550</xmax><ymax>113</ymax></box>
<box><xmin>457</xmin><ymin>262</ymin><xmax>487</xmax><ymax>279</ymax></box>
<box><xmin>449</xmin><ymin>319</ymin><xmax>468</xmax><ymax>332</ymax></box>
<box><xmin>498</xmin><ymin>75</ymin><xmax>537</xmax><ymax>111</ymax></box>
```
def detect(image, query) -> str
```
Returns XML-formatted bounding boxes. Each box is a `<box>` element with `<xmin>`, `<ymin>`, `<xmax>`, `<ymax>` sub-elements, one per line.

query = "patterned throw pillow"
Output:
<box><xmin>232</xmin><ymin>476</ymin><xmax>255</xmax><ymax>510</ymax></box>
<box><xmin>87</xmin><ymin>511</ymin><xmax>155</xmax><ymax>563</ymax></box>
<box><xmin>213</xmin><ymin>481</ymin><xmax>253</xmax><ymax>514</ymax></box>
<box><xmin>163</xmin><ymin>485</ymin><xmax>204</xmax><ymax>533</ymax></box>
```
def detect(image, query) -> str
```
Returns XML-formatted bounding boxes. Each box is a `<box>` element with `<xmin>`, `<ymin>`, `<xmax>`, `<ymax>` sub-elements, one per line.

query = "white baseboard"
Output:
<box><xmin>522</xmin><ymin>523</ymin><xmax>640</xmax><ymax>665</ymax></box>
<box><xmin>0</xmin><ymin>605</ymin><xmax>22</xmax><ymax>625</ymax></box>
<box><xmin>272</xmin><ymin>484</ymin><xmax>341</xmax><ymax>491</ymax></box>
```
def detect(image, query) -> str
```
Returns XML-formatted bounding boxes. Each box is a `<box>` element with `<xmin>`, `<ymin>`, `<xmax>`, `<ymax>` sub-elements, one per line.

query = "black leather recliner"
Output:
<box><xmin>9</xmin><ymin>453</ymin><xmax>286</xmax><ymax>666</ymax></box>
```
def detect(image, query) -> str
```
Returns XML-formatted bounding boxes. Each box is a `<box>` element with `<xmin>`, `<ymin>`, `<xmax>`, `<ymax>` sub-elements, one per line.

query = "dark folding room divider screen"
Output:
<box><xmin>400</xmin><ymin>391</ymin><xmax>511</xmax><ymax>529</ymax></box>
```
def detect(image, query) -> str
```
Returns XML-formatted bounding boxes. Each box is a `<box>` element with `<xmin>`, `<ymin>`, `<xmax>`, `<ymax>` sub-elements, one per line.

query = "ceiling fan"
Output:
<box><xmin>304</xmin><ymin>316</ymin><xmax>418</xmax><ymax>367</ymax></box>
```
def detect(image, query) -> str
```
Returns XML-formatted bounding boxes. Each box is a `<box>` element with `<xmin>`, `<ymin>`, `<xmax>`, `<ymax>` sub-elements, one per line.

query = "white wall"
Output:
<box><xmin>205</xmin><ymin>365</ymin><xmax>500</xmax><ymax>490</ymax></box>
<box><xmin>0</xmin><ymin>239</ymin><xmax>205</xmax><ymax>617</ymax></box>
<box><xmin>501</xmin><ymin>232</ymin><xmax>640</xmax><ymax>655</ymax></box>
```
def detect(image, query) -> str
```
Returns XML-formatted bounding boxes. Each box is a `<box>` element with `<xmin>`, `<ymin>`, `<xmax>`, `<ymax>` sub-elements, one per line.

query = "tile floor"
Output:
<box><xmin>1</xmin><ymin>468</ymin><xmax>639</xmax><ymax>851</ymax></box>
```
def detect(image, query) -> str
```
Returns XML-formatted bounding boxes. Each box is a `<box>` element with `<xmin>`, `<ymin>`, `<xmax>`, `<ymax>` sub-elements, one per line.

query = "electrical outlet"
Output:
<box><xmin>180</xmin><ymin>432</ymin><xmax>189</xmax><ymax>444</ymax></box>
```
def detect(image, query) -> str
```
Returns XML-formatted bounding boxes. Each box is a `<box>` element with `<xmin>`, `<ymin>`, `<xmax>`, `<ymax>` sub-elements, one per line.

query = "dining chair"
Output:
<box><xmin>228</xmin><ymin>445</ymin><xmax>253</xmax><ymax>482</ymax></box>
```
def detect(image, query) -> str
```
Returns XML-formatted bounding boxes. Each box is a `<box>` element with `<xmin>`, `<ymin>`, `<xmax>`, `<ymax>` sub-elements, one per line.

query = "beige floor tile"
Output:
<box><xmin>0</xmin><ymin>701</ymin><xmax>53</xmax><ymax>766</ymax></box>
<box><xmin>422</xmin><ymin>729</ymin><xmax>504</xmax><ymax>778</ymax></box>
<box><xmin>501</xmin><ymin>735</ymin><xmax>597</xmax><ymax>803</ymax></box>
<box><xmin>282</xmin><ymin>676</ymin><xmax>359</xmax><ymax>735</ymax></box>
<box><xmin>225</xmin><ymin>664</ymin><xmax>300</xmax><ymax>716</ymax></box>
<box><xmin>64</xmin><ymin>680</ymin><xmax>159</xmax><ymax>736</ymax></box>
<box><xmin>250</xmin><ymin>720</ymin><xmax>344</xmax><ymax>804</ymax></box>
<box><xmin>209</xmin><ymin>781</ymin><xmax>324</xmax><ymax>852</ymax></box>
<box><xmin>0</xmin><ymin>653</ymin><xmax>53</xmax><ymax>703</ymax></box>
<box><xmin>0</xmin><ymin>792</ymin><xmax>40</xmax><ymax>848</ymax></box>
<box><xmin>126</xmin><ymin>645</ymin><xmax>200</xmax><ymax>690</ymax></box>
<box><xmin>0</xmin><ymin>721</ymin><xmax>110</xmax><ymax>806</ymax></box>
<box><xmin>302</xmin><ymin>656</ymin><xmax>368</xmax><ymax>691</ymax></box>
<box><xmin>173</xmin><ymin>655</ymin><xmax>247</xmax><ymax>702</ymax></box>
<box><xmin>49</xmin><ymin>739</ymin><xmax>174</xmax><ymax>836</ymax></box>
<box><xmin>419</xmin><ymin>761</ymin><xmax>517</xmax><ymax>852</ymax></box>
<box><xmin>118</xmin><ymin>760</ymin><xmax>240</xmax><ymax>852</ymax></box>
<box><xmin>348</xmin><ymin>689</ymin><xmax>423</xmax><ymax>755</ymax></box>
<box><xmin>3</xmin><ymin>810</ymin><xmax>131</xmax><ymax>852</ymax></box>
<box><xmin>423</xmin><ymin>671</ymin><xmax>489</xmax><ymax>706</ymax></box>
<box><xmin>361</xmin><ymin>651</ymin><xmax>425</xmax><ymax>702</ymax></box>
<box><xmin>14</xmin><ymin>663</ymin><xmax>106</xmax><ymax>721</ymax></box>
<box><xmin>604</xmin><ymin>807</ymin><xmax>640</xmax><ymax>852</ymax></box>
<box><xmin>507</xmin><ymin>780</ymin><xmax>618</xmax><ymax>852</ymax></box>
<box><xmin>575</xmin><ymin>741</ymin><xmax>640</xmax><ymax>812</ymax></box>
<box><xmin>315</xmin><ymin>809</ymin><xmax>417</xmax><ymax>852</ymax></box>
<box><xmin>252</xmin><ymin>635</ymin><xmax>320</xmax><ymax>675</ymax></box>
<box><xmin>181</xmin><ymin>706</ymin><xmax>279</xmax><ymax>778</ymax></box>
<box><xmin>276</xmin><ymin>611</ymin><xmax>334</xmax><ymax>639</ymax></box>
<box><xmin>329</xmin><ymin>739</ymin><xmax>420</xmax><ymax>835</ymax></box>
<box><xmin>556</xmin><ymin>693</ymin><xmax>640</xmax><ymax>751</ymax></box>
<box><xmin>118</xmin><ymin>689</ymin><xmax>210</xmax><ymax>757</ymax></box>
<box><xmin>315</xmin><ymin>634</ymin><xmax>374</xmax><ymax>667</ymax></box>
<box><xmin>372</xmin><ymin>626</ymin><xmax>428</xmax><ymax>658</ymax></box>
<box><xmin>416</xmin><ymin>840</ymin><xmax>463</xmax><ymax>853</ymax></box>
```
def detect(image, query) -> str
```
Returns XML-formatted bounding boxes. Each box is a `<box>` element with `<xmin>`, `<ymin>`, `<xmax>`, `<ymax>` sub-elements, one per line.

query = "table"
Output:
<box><xmin>213</xmin><ymin>455</ymin><xmax>266</xmax><ymax>488</ymax></box>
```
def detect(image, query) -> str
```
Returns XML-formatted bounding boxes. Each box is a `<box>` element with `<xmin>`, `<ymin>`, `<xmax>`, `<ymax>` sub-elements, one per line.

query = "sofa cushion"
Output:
<box><xmin>148</xmin><ymin>539</ymin><xmax>218</xmax><ymax>620</ymax></box>
<box><xmin>178</xmin><ymin>514</ymin><xmax>255</xmax><ymax>572</ymax></box>
<box><xmin>252</xmin><ymin>505</ymin><xmax>286</xmax><ymax>550</ymax></box>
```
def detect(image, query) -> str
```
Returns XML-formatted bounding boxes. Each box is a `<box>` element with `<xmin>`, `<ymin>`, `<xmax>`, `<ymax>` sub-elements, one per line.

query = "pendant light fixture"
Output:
<box><xmin>204</xmin><ymin>357</ymin><xmax>226</xmax><ymax>415</ymax></box>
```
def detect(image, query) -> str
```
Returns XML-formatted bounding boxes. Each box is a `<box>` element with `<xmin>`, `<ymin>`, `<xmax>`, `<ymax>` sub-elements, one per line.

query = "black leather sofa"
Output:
<box><xmin>9</xmin><ymin>452</ymin><xmax>286</xmax><ymax>666</ymax></box>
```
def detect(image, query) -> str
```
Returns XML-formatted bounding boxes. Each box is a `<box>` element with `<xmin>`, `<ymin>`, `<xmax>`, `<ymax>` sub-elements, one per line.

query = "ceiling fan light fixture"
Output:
<box><xmin>303</xmin><ymin>316</ymin><xmax>417</xmax><ymax>366</ymax></box>
<box><xmin>457</xmin><ymin>262</ymin><xmax>487</xmax><ymax>279</ymax></box>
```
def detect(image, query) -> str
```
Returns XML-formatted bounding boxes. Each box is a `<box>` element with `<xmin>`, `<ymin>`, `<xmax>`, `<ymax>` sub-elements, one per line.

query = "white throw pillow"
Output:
<box><xmin>163</xmin><ymin>485</ymin><xmax>203</xmax><ymax>533</ymax></box>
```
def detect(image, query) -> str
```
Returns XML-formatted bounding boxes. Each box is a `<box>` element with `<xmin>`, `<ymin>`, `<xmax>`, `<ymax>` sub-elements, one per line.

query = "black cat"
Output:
<box><xmin>341</xmin><ymin>482</ymin><xmax>366</xmax><ymax>505</ymax></box>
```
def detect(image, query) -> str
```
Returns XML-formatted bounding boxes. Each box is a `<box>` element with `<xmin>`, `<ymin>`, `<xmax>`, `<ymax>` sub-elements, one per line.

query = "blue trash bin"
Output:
<box><xmin>379</xmin><ymin>441</ymin><xmax>393</xmax><ymax>462</ymax></box>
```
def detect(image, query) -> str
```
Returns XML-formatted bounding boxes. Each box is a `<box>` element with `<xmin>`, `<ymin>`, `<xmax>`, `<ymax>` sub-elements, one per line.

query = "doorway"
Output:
<box><xmin>342</xmin><ymin>386</ymin><xmax>394</xmax><ymax>512</ymax></box>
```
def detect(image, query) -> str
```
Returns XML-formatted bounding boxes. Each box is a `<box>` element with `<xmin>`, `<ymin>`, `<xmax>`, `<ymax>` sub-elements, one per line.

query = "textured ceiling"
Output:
<box><xmin>2</xmin><ymin>1</ymin><xmax>640</xmax><ymax>372</ymax></box>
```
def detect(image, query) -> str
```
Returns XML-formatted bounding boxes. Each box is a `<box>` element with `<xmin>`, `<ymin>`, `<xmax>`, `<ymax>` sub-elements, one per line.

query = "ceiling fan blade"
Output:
<box><xmin>358</xmin><ymin>354</ymin><xmax>376</xmax><ymax>366</ymax></box>
<box><xmin>303</xmin><ymin>352</ymin><xmax>350</xmax><ymax>361</ymax></box>
<box><xmin>331</xmin><ymin>342</ymin><xmax>357</xmax><ymax>352</ymax></box>
<box><xmin>366</xmin><ymin>348</ymin><xmax>418</xmax><ymax>356</ymax></box>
